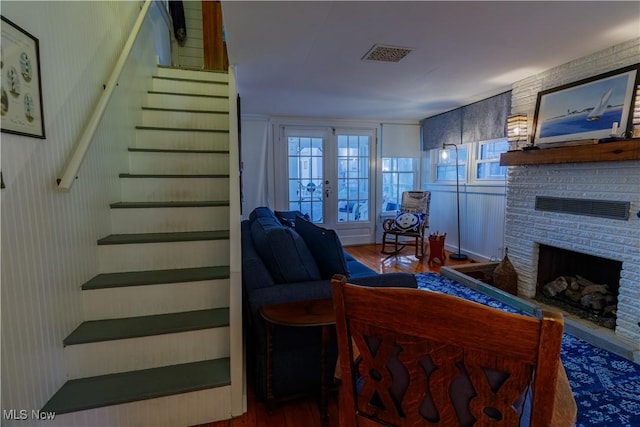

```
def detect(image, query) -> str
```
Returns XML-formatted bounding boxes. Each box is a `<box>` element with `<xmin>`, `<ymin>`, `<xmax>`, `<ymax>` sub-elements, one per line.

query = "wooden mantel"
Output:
<box><xmin>500</xmin><ymin>139</ymin><xmax>640</xmax><ymax>166</ymax></box>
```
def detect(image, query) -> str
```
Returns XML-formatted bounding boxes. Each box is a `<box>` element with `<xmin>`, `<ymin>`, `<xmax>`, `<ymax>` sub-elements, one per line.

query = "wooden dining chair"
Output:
<box><xmin>331</xmin><ymin>275</ymin><xmax>576</xmax><ymax>427</ymax></box>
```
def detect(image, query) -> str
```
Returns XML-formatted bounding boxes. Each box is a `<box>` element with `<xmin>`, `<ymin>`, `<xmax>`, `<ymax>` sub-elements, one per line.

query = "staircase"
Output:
<box><xmin>43</xmin><ymin>67</ymin><xmax>237</xmax><ymax>426</ymax></box>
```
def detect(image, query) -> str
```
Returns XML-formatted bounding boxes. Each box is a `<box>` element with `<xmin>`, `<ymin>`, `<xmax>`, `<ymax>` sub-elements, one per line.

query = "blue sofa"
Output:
<box><xmin>241</xmin><ymin>207</ymin><xmax>417</xmax><ymax>401</ymax></box>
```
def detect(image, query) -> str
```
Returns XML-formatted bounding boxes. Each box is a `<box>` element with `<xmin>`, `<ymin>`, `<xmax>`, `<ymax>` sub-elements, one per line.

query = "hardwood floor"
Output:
<box><xmin>344</xmin><ymin>243</ymin><xmax>473</xmax><ymax>275</ymax></box>
<box><xmin>197</xmin><ymin>243</ymin><xmax>475</xmax><ymax>427</ymax></box>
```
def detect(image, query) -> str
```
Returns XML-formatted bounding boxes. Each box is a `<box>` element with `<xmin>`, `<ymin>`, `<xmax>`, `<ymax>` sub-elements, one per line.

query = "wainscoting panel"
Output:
<box><xmin>426</xmin><ymin>185</ymin><xmax>506</xmax><ymax>261</ymax></box>
<box><xmin>0</xmin><ymin>2</ymin><xmax>167</xmax><ymax>423</ymax></box>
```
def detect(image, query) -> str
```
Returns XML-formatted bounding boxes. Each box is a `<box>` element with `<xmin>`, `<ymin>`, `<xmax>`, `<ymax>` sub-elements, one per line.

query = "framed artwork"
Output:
<box><xmin>532</xmin><ymin>64</ymin><xmax>639</xmax><ymax>147</ymax></box>
<box><xmin>1</xmin><ymin>16</ymin><xmax>46</xmax><ymax>138</ymax></box>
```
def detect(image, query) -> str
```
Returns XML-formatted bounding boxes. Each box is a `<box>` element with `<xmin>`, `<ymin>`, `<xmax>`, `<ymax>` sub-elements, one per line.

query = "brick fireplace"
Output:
<box><xmin>503</xmin><ymin>153</ymin><xmax>640</xmax><ymax>361</ymax></box>
<box><xmin>501</xmin><ymin>40</ymin><xmax>640</xmax><ymax>360</ymax></box>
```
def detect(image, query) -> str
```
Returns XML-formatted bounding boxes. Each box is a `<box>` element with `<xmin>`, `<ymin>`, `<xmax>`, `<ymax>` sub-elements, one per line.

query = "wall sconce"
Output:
<box><xmin>507</xmin><ymin>114</ymin><xmax>528</xmax><ymax>148</ymax></box>
<box><xmin>633</xmin><ymin>85</ymin><xmax>640</xmax><ymax>138</ymax></box>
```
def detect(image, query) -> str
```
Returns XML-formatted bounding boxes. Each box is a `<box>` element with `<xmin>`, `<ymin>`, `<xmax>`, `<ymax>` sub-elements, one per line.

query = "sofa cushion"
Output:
<box><xmin>250</xmin><ymin>217</ymin><xmax>321</xmax><ymax>283</ymax></box>
<box><xmin>349</xmin><ymin>272</ymin><xmax>417</xmax><ymax>288</ymax></box>
<box><xmin>346</xmin><ymin>258</ymin><xmax>376</xmax><ymax>278</ymax></box>
<box><xmin>249</xmin><ymin>206</ymin><xmax>278</xmax><ymax>224</ymax></box>
<box><xmin>241</xmin><ymin>220</ymin><xmax>275</xmax><ymax>293</ymax></box>
<box><xmin>294</xmin><ymin>216</ymin><xmax>349</xmax><ymax>279</ymax></box>
<box><xmin>275</xmin><ymin>210</ymin><xmax>310</xmax><ymax>227</ymax></box>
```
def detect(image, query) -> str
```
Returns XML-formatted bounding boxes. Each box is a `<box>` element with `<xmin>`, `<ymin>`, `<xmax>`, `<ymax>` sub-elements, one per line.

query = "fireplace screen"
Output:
<box><xmin>536</xmin><ymin>244</ymin><xmax>622</xmax><ymax>329</ymax></box>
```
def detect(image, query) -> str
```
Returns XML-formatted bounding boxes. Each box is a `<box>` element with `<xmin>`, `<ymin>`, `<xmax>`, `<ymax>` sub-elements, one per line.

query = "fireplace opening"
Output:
<box><xmin>536</xmin><ymin>244</ymin><xmax>622</xmax><ymax>329</ymax></box>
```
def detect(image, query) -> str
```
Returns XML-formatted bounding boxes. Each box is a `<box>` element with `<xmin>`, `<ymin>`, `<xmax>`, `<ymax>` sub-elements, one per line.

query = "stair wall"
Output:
<box><xmin>226</xmin><ymin>65</ymin><xmax>247</xmax><ymax>416</ymax></box>
<box><xmin>0</xmin><ymin>2</ymin><xmax>170</xmax><ymax>425</ymax></box>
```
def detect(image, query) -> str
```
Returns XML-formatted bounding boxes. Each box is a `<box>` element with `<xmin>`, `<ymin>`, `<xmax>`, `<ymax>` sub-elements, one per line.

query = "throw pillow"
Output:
<box><xmin>249</xmin><ymin>206</ymin><xmax>278</xmax><ymax>224</ymax></box>
<box><xmin>250</xmin><ymin>218</ymin><xmax>321</xmax><ymax>283</ymax></box>
<box><xmin>392</xmin><ymin>211</ymin><xmax>424</xmax><ymax>233</ymax></box>
<box><xmin>294</xmin><ymin>216</ymin><xmax>349</xmax><ymax>279</ymax></box>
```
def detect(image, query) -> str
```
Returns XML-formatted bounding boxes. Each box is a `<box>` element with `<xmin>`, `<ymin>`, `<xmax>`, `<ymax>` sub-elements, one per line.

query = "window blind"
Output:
<box><xmin>381</xmin><ymin>123</ymin><xmax>420</xmax><ymax>157</ymax></box>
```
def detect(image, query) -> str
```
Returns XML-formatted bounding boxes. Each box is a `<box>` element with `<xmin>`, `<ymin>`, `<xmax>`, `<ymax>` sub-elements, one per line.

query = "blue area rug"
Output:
<box><xmin>416</xmin><ymin>273</ymin><xmax>640</xmax><ymax>427</ymax></box>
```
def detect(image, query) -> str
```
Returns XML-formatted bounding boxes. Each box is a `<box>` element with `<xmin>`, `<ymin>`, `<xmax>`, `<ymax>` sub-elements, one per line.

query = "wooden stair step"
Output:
<box><xmin>128</xmin><ymin>147</ymin><xmax>229</xmax><ymax>154</ymax></box>
<box><xmin>119</xmin><ymin>173</ymin><xmax>229</xmax><ymax>179</ymax></box>
<box><xmin>135</xmin><ymin>126</ymin><xmax>229</xmax><ymax>133</ymax></box>
<box><xmin>110</xmin><ymin>201</ymin><xmax>229</xmax><ymax>209</ymax></box>
<box><xmin>41</xmin><ymin>358</ymin><xmax>230</xmax><ymax>415</ymax></box>
<box><xmin>82</xmin><ymin>266</ymin><xmax>230</xmax><ymax>290</ymax></box>
<box><xmin>63</xmin><ymin>308</ymin><xmax>229</xmax><ymax>346</ymax></box>
<box><xmin>153</xmin><ymin>75</ymin><xmax>228</xmax><ymax>85</ymax></box>
<box><xmin>147</xmin><ymin>90</ymin><xmax>228</xmax><ymax>99</ymax></box>
<box><xmin>140</xmin><ymin>106</ymin><xmax>229</xmax><ymax>115</ymax></box>
<box><xmin>97</xmin><ymin>230</ymin><xmax>229</xmax><ymax>245</ymax></box>
<box><xmin>156</xmin><ymin>65</ymin><xmax>228</xmax><ymax>82</ymax></box>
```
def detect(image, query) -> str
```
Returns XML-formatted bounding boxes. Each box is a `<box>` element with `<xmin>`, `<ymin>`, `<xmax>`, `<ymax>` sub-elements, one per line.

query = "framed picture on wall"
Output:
<box><xmin>531</xmin><ymin>64</ymin><xmax>639</xmax><ymax>147</ymax></box>
<box><xmin>1</xmin><ymin>16</ymin><xmax>46</xmax><ymax>139</ymax></box>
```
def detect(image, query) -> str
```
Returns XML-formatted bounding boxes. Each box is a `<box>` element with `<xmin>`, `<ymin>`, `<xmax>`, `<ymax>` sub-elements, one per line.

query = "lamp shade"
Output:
<box><xmin>633</xmin><ymin>86</ymin><xmax>640</xmax><ymax>138</ymax></box>
<box><xmin>507</xmin><ymin>114</ymin><xmax>528</xmax><ymax>148</ymax></box>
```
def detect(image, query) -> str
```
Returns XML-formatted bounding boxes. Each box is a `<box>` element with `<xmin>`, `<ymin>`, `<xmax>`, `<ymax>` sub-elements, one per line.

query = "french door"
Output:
<box><xmin>276</xmin><ymin>126</ymin><xmax>376</xmax><ymax>245</ymax></box>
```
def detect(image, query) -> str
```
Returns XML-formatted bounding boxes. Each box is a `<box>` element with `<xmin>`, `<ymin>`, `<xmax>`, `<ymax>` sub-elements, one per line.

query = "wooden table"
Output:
<box><xmin>260</xmin><ymin>298</ymin><xmax>335</xmax><ymax>418</ymax></box>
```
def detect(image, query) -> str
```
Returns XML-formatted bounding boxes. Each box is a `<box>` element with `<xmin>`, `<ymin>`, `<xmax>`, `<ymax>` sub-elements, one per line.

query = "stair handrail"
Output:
<box><xmin>57</xmin><ymin>0</ymin><xmax>153</xmax><ymax>191</ymax></box>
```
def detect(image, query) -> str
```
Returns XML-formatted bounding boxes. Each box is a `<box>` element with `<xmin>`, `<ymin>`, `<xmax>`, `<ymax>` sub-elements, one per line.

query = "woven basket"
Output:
<box><xmin>493</xmin><ymin>250</ymin><xmax>518</xmax><ymax>296</ymax></box>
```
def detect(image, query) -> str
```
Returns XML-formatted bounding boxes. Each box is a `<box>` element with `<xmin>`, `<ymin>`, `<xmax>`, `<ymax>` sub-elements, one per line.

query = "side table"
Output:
<box><xmin>260</xmin><ymin>298</ymin><xmax>335</xmax><ymax>419</ymax></box>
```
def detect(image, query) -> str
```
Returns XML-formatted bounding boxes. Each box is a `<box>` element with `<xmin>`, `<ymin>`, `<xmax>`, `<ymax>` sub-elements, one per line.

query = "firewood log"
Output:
<box><xmin>568</xmin><ymin>277</ymin><xmax>580</xmax><ymax>291</ymax></box>
<box><xmin>580</xmin><ymin>293</ymin><xmax>604</xmax><ymax>307</ymax></box>
<box><xmin>580</xmin><ymin>284</ymin><xmax>609</xmax><ymax>297</ymax></box>
<box><xmin>590</xmin><ymin>299</ymin><xmax>604</xmax><ymax>311</ymax></box>
<box><xmin>576</xmin><ymin>275</ymin><xmax>598</xmax><ymax>288</ymax></box>
<box><xmin>543</xmin><ymin>276</ymin><xmax>568</xmax><ymax>297</ymax></box>
<box><xmin>564</xmin><ymin>289</ymin><xmax>582</xmax><ymax>302</ymax></box>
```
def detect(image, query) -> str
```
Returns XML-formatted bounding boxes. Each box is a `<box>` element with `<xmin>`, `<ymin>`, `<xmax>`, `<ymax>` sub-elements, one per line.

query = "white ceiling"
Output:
<box><xmin>221</xmin><ymin>1</ymin><xmax>640</xmax><ymax>121</ymax></box>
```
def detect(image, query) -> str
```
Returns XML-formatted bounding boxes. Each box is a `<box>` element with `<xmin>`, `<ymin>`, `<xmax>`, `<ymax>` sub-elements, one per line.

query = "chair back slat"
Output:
<box><xmin>331</xmin><ymin>275</ymin><xmax>568</xmax><ymax>427</ymax></box>
<box><xmin>400</xmin><ymin>191</ymin><xmax>431</xmax><ymax>215</ymax></box>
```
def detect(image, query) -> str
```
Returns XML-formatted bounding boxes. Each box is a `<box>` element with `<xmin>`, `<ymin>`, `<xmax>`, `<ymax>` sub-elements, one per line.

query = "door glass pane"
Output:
<box><xmin>337</xmin><ymin>134</ymin><xmax>369</xmax><ymax>222</ymax></box>
<box><xmin>288</xmin><ymin>136</ymin><xmax>324</xmax><ymax>222</ymax></box>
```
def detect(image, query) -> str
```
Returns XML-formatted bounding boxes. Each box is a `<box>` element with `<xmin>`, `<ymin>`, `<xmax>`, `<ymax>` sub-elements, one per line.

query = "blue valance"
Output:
<box><xmin>421</xmin><ymin>91</ymin><xmax>511</xmax><ymax>150</ymax></box>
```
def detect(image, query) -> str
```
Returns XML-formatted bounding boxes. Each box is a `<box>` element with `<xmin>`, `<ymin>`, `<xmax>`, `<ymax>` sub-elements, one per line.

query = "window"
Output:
<box><xmin>382</xmin><ymin>158</ymin><xmax>415</xmax><ymax>212</ymax></box>
<box><xmin>337</xmin><ymin>134</ymin><xmax>370</xmax><ymax>222</ymax></box>
<box><xmin>423</xmin><ymin>139</ymin><xmax>509</xmax><ymax>186</ymax></box>
<box><xmin>436</xmin><ymin>146</ymin><xmax>468</xmax><ymax>182</ymax></box>
<box><xmin>476</xmin><ymin>138</ymin><xmax>508</xmax><ymax>180</ymax></box>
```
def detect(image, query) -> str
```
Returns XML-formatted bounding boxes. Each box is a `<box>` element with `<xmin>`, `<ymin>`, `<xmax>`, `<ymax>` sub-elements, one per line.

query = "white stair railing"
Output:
<box><xmin>57</xmin><ymin>0</ymin><xmax>152</xmax><ymax>191</ymax></box>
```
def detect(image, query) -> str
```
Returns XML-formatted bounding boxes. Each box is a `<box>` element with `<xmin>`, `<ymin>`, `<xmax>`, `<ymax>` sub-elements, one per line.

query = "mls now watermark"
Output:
<box><xmin>3</xmin><ymin>409</ymin><xmax>56</xmax><ymax>421</ymax></box>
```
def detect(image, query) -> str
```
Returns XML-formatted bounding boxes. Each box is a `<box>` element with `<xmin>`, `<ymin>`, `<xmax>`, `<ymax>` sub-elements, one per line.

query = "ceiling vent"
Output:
<box><xmin>362</xmin><ymin>44</ymin><xmax>412</xmax><ymax>63</ymax></box>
